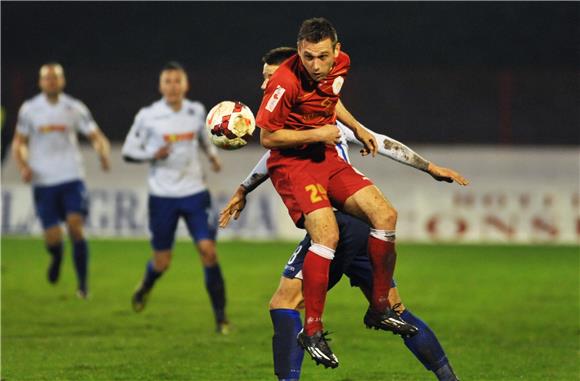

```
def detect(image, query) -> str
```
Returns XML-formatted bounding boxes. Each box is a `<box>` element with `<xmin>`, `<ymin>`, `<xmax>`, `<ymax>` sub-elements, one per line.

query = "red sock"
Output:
<box><xmin>302</xmin><ymin>249</ymin><xmax>332</xmax><ymax>335</ymax></box>
<box><xmin>368</xmin><ymin>235</ymin><xmax>397</xmax><ymax>312</ymax></box>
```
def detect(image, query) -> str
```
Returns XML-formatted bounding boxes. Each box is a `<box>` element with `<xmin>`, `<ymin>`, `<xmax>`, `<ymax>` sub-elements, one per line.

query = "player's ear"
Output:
<box><xmin>333</xmin><ymin>42</ymin><xmax>341</xmax><ymax>58</ymax></box>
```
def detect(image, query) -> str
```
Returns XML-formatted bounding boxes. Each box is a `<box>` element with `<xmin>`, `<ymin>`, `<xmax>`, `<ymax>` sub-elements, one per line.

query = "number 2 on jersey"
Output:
<box><xmin>305</xmin><ymin>184</ymin><xmax>328</xmax><ymax>203</ymax></box>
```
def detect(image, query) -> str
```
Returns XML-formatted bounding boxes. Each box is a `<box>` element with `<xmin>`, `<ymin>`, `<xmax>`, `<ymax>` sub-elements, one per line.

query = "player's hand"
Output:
<box><xmin>427</xmin><ymin>163</ymin><xmax>470</xmax><ymax>186</ymax></box>
<box><xmin>210</xmin><ymin>156</ymin><xmax>222</xmax><ymax>173</ymax></box>
<box><xmin>100</xmin><ymin>155</ymin><xmax>111</xmax><ymax>172</ymax></box>
<box><xmin>354</xmin><ymin>128</ymin><xmax>378</xmax><ymax>157</ymax></box>
<box><xmin>154</xmin><ymin>144</ymin><xmax>171</xmax><ymax>160</ymax></box>
<box><xmin>219</xmin><ymin>186</ymin><xmax>247</xmax><ymax>228</ymax></box>
<box><xmin>20</xmin><ymin>165</ymin><xmax>32</xmax><ymax>183</ymax></box>
<box><xmin>318</xmin><ymin>124</ymin><xmax>341</xmax><ymax>145</ymax></box>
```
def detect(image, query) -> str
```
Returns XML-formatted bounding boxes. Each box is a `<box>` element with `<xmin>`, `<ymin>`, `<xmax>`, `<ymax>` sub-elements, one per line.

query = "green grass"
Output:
<box><xmin>2</xmin><ymin>238</ymin><xmax>579</xmax><ymax>381</ymax></box>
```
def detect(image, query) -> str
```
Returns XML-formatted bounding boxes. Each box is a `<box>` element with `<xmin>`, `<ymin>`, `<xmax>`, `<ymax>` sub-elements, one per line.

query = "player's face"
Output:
<box><xmin>39</xmin><ymin>65</ymin><xmax>65</xmax><ymax>97</ymax></box>
<box><xmin>159</xmin><ymin>70</ymin><xmax>189</xmax><ymax>104</ymax></box>
<box><xmin>261</xmin><ymin>63</ymin><xmax>280</xmax><ymax>91</ymax></box>
<box><xmin>297</xmin><ymin>38</ymin><xmax>340</xmax><ymax>82</ymax></box>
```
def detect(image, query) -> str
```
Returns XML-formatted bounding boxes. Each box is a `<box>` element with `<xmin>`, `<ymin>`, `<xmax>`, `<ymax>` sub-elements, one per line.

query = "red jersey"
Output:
<box><xmin>256</xmin><ymin>51</ymin><xmax>350</xmax><ymax>133</ymax></box>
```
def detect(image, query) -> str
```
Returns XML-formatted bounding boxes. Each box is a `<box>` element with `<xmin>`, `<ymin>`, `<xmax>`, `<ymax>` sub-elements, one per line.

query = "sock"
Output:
<box><xmin>72</xmin><ymin>239</ymin><xmax>89</xmax><ymax>292</ymax></box>
<box><xmin>302</xmin><ymin>243</ymin><xmax>334</xmax><ymax>336</ymax></box>
<box><xmin>367</xmin><ymin>230</ymin><xmax>397</xmax><ymax>312</ymax></box>
<box><xmin>270</xmin><ymin>309</ymin><xmax>304</xmax><ymax>380</ymax></box>
<box><xmin>142</xmin><ymin>260</ymin><xmax>163</xmax><ymax>292</ymax></box>
<box><xmin>401</xmin><ymin>310</ymin><xmax>457</xmax><ymax>381</ymax></box>
<box><xmin>46</xmin><ymin>242</ymin><xmax>63</xmax><ymax>282</ymax></box>
<box><xmin>204</xmin><ymin>264</ymin><xmax>227</xmax><ymax>323</ymax></box>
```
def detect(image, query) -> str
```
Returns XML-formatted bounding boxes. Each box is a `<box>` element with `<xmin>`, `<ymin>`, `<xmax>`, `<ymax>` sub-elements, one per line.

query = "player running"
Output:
<box><xmin>256</xmin><ymin>17</ymin><xmax>467</xmax><ymax>367</ymax></box>
<box><xmin>11</xmin><ymin>63</ymin><xmax>111</xmax><ymax>299</ymax></box>
<box><xmin>122</xmin><ymin>62</ymin><xmax>229</xmax><ymax>334</ymax></box>
<box><xmin>220</xmin><ymin>46</ymin><xmax>464</xmax><ymax>380</ymax></box>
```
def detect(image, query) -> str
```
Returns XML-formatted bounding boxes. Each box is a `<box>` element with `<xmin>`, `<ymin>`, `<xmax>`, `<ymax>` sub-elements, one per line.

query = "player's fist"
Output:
<box><xmin>427</xmin><ymin>163</ymin><xmax>470</xmax><ymax>186</ymax></box>
<box><xmin>100</xmin><ymin>155</ymin><xmax>111</xmax><ymax>172</ymax></box>
<box><xmin>20</xmin><ymin>165</ymin><xmax>32</xmax><ymax>183</ymax></box>
<box><xmin>210</xmin><ymin>156</ymin><xmax>222</xmax><ymax>173</ymax></box>
<box><xmin>354</xmin><ymin>128</ymin><xmax>378</xmax><ymax>157</ymax></box>
<box><xmin>154</xmin><ymin>144</ymin><xmax>171</xmax><ymax>160</ymax></box>
<box><xmin>219</xmin><ymin>186</ymin><xmax>247</xmax><ymax>228</ymax></box>
<box><xmin>318</xmin><ymin>124</ymin><xmax>341</xmax><ymax>146</ymax></box>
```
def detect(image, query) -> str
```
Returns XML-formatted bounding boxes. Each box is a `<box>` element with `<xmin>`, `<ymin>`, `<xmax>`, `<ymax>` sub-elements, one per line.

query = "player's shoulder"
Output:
<box><xmin>271</xmin><ymin>56</ymin><xmax>301</xmax><ymax>87</ymax></box>
<box><xmin>183</xmin><ymin>99</ymin><xmax>206</xmax><ymax>116</ymax></box>
<box><xmin>334</xmin><ymin>51</ymin><xmax>351</xmax><ymax>73</ymax></box>
<box><xmin>20</xmin><ymin>93</ymin><xmax>45</xmax><ymax>111</ymax></box>
<box><xmin>136</xmin><ymin>99</ymin><xmax>165</xmax><ymax>119</ymax></box>
<box><xmin>61</xmin><ymin>93</ymin><xmax>91</xmax><ymax>113</ymax></box>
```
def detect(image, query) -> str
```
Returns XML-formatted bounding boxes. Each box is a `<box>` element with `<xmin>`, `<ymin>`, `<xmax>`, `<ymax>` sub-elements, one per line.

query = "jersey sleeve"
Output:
<box><xmin>255</xmin><ymin>71</ymin><xmax>298</xmax><ymax>132</ymax></box>
<box><xmin>73</xmin><ymin>100</ymin><xmax>98</xmax><ymax>136</ymax></box>
<box><xmin>15</xmin><ymin>102</ymin><xmax>32</xmax><ymax>136</ymax></box>
<box><xmin>241</xmin><ymin>150</ymin><xmax>271</xmax><ymax>193</ymax></box>
<box><xmin>121</xmin><ymin>110</ymin><xmax>157</xmax><ymax>162</ymax></box>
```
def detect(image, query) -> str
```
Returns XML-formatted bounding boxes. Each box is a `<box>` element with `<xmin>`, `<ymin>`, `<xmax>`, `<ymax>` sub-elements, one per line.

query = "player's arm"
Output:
<box><xmin>88</xmin><ymin>128</ymin><xmax>111</xmax><ymax>171</ymax></box>
<box><xmin>198</xmin><ymin>121</ymin><xmax>222</xmax><ymax>173</ymax></box>
<box><xmin>219</xmin><ymin>151</ymin><xmax>271</xmax><ymax>228</ymax></box>
<box><xmin>122</xmin><ymin>112</ymin><xmax>170</xmax><ymax>163</ymax></box>
<box><xmin>260</xmin><ymin>126</ymin><xmax>340</xmax><ymax>149</ymax></box>
<box><xmin>341</xmin><ymin>125</ymin><xmax>469</xmax><ymax>185</ymax></box>
<box><xmin>335</xmin><ymin>99</ymin><xmax>378</xmax><ymax>157</ymax></box>
<box><xmin>11</xmin><ymin>132</ymin><xmax>32</xmax><ymax>183</ymax></box>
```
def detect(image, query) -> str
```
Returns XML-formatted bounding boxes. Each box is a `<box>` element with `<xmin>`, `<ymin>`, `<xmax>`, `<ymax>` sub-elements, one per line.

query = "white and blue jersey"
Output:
<box><xmin>16</xmin><ymin>93</ymin><xmax>97</xmax><ymax>228</ymax></box>
<box><xmin>122</xmin><ymin>99</ymin><xmax>219</xmax><ymax>250</ymax></box>
<box><xmin>16</xmin><ymin>93</ymin><xmax>97</xmax><ymax>186</ymax></box>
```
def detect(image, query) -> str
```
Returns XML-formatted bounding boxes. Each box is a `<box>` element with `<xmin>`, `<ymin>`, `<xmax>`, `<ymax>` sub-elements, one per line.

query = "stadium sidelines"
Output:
<box><xmin>2</xmin><ymin>145</ymin><xmax>578</xmax><ymax>244</ymax></box>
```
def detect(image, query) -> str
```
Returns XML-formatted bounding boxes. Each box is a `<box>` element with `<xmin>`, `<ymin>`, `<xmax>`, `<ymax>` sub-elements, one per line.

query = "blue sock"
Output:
<box><xmin>46</xmin><ymin>242</ymin><xmax>63</xmax><ymax>282</ymax></box>
<box><xmin>270</xmin><ymin>309</ymin><xmax>304</xmax><ymax>381</ymax></box>
<box><xmin>401</xmin><ymin>310</ymin><xmax>457</xmax><ymax>381</ymax></box>
<box><xmin>142</xmin><ymin>260</ymin><xmax>163</xmax><ymax>291</ymax></box>
<box><xmin>72</xmin><ymin>240</ymin><xmax>88</xmax><ymax>292</ymax></box>
<box><xmin>204</xmin><ymin>264</ymin><xmax>226</xmax><ymax>323</ymax></box>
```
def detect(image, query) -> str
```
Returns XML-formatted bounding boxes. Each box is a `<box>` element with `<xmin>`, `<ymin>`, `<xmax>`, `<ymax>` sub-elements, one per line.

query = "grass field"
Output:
<box><xmin>1</xmin><ymin>238</ymin><xmax>578</xmax><ymax>381</ymax></box>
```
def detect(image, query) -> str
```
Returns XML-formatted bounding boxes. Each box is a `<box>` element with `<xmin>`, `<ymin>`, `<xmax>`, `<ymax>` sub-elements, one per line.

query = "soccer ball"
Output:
<box><xmin>205</xmin><ymin>101</ymin><xmax>255</xmax><ymax>150</ymax></box>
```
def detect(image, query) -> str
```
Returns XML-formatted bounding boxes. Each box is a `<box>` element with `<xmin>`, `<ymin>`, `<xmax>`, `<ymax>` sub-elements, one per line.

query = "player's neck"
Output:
<box><xmin>165</xmin><ymin>99</ymin><xmax>183</xmax><ymax>112</ymax></box>
<box><xmin>44</xmin><ymin>93</ymin><xmax>60</xmax><ymax>104</ymax></box>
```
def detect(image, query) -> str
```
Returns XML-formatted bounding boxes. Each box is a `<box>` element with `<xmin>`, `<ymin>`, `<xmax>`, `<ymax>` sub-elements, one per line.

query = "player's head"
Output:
<box><xmin>296</xmin><ymin>17</ymin><xmax>340</xmax><ymax>82</ymax></box>
<box><xmin>260</xmin><ymin>47</ymin><xmax>297</xmax><ymax>90</ymax></box>
<box><xmin>39</xmin><ymin>63</ymin><xmax>66</xmax><ymax>97</ymax></box>
<box><xmin>159</xmin><ymin>61</ymin><xmax>189</xmax><ymax>105</ymax></box>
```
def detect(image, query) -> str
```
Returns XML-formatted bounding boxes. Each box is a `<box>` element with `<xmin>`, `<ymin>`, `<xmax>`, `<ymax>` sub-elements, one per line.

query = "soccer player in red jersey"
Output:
<box><xmin>256</xmin><ymin>18</ymin><xmax>468</xmax><ymax>368</ymax></box>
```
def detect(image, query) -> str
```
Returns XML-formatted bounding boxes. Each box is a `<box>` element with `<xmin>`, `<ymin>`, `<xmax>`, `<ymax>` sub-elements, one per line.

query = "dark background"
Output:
<box><xmin>2</xmin><ymin>2</ymin><xmax>579</xmax><ymax>145</ymax></box>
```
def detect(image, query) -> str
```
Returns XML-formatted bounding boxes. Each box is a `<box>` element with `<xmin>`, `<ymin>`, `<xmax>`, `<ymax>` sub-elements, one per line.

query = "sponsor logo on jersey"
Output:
<box><xmin>163</xmin><ymin>132</ymin><xmax>196</xmax><ymax>143</ymax></box>
<box><xmin>39</xmin><ymin>125</ymin><xmax>67</xmax><ymax>133</ymax></box>
<box><xmin>332</xmin><ymin>76</ymin><xmax>344</xmax><ymax>95</ymax></box>
<box><xmin>265</xmin><ymin>85</ymin><xmax>286</xmax><ymax>112</ymax></box>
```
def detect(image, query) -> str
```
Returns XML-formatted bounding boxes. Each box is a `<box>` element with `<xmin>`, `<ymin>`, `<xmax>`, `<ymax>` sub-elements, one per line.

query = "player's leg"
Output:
<box><xmin>62</xmin><ymin>180</ymin><xmax>91</xmax><ymax>298</ymax></box>
<box><xmin>33</xmin><ymin>184</ymin><xmax>65</xmax><ymax>284</ymax></box>
<box><xmin>348</xmin><ymin>258</ymin><xmax>459</xmax><ymax>381</ymax></box>
<box><xmin>65</xmin><ymin>213</ymin><xmax>89</xmax><ymax>298</ymax></box>
<box><xmin>183</xmin><ymin>191</ymin><xmax>228</xmax><ymax>332</ymax></box>
<box><xmin>132</xmin><ymin>195</ymin><xmax>179</xmax><ymax>312</ymax></box>
<box><xmin>301</xmin><ymin>207</ymin><xmax>339</xmax><ymax>335</ymax></box>
<box><xmin>269</xmin><ymin>276</ymin><xmax>305</xmax><ymax>381</ymax></box>
<box><xmin>342</xmin><ymin>184</ymin><xmax>397</xmax><ymax>313</ymax></box>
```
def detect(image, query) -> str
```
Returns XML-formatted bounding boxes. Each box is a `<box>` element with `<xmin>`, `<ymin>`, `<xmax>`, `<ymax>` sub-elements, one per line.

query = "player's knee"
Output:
<box><xmin>315</xmin><ymin>232</ymin><xmax>339</xmax><ymax>250</ymax></box>
<box><xmin>269</xmin><ymin>291</ymin><xmax>301</xmax><ymax>310</ymax></box>
<box><xmin>198</xmin><ymin>241</ymin><xmax>218</xmax><ymax>266</ymax></box>
<box><xmin>373</xmin><ymin>205</ymin><xmax>398</xmax><ymax>229</ymax></box>
<box><xmin>153</xmin><ymin>254</ymin><xmax>172</xmax><ymax>272</ymax></box>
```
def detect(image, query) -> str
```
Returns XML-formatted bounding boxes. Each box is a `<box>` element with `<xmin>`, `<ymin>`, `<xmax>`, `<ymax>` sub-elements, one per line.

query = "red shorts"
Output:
<box><xmin>267</xmin><ymin>143</ymin><xmax>373</xmax><ymax>227</ymax></box>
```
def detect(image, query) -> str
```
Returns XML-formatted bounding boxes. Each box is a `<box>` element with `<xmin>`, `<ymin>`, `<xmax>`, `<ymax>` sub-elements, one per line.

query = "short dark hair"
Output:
<box><xmin>297</xmin><ymin>17</ymin><xmax>338</xmax><ymax>46</ymax></box>
<box><xmin>162</xmin><ymin>61</ymin><xmax>186</xmax><ymax>72</ymax></box>
<box><xmin>262</xmin><ymin>47</ymin><xmax>297</xmax><ymax>65</ymax></box>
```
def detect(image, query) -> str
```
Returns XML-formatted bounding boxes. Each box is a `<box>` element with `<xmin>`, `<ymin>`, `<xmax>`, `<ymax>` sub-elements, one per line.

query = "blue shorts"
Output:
<box><xmin>148</xmin><ymin>190</ymin><xmax>217</xmax><ymax>251</ymax></box>
<box><xmin>283</xmin><ymin>211</ymin><xmax>396</xmax><ymax>290</ymax></box>
<box><xmin>32</xmin><ymin>180</ymin><xmax>88</xmax><ymax>229</ymax></box>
